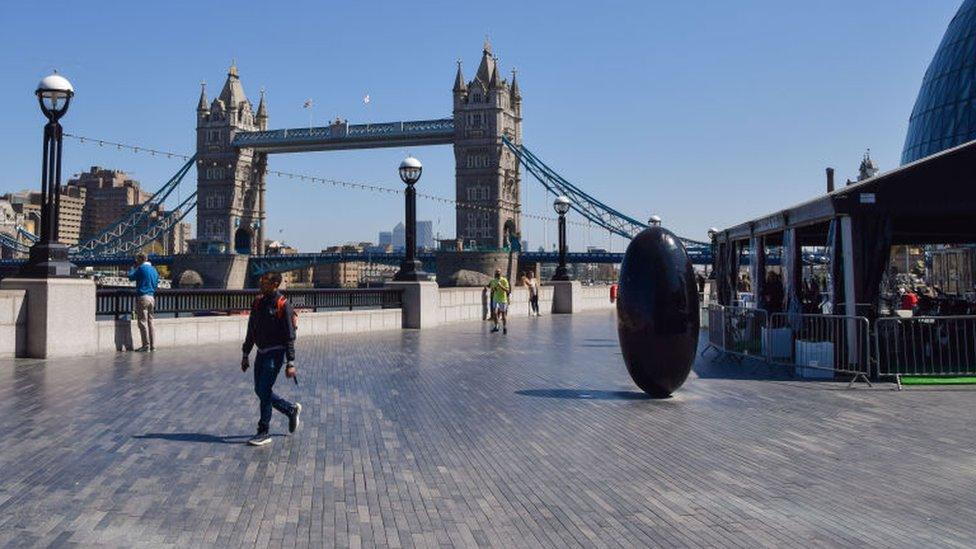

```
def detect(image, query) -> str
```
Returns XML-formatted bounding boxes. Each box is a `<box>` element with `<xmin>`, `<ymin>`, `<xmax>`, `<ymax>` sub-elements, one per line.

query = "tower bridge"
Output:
<box><xmin>196</xmin><ymin>41</ymin><xmax>522</xmax><ymax>257</ymax></box>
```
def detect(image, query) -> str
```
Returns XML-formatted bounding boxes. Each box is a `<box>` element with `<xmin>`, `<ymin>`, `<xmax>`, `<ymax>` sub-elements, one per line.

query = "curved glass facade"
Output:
<box><xmin>902</xmin><ymin>0</ymin><xmax>976</xmax><ymax>164</ymax></box>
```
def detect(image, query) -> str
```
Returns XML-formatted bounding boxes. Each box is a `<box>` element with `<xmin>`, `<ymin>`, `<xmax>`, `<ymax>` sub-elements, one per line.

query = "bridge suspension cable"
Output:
<box><xmin>502</xmin><ymin>136</ymin><xmax>709</xmax><ymax>247</ymax></box>
<box><xmin>72</xmin><ymin>154</ymin><xmax>197</xmax><ymax>257</ymax></box>
<box><xmin>91</xmin><ymin>191</ymin><xmax>198</xmax><ymax>256</ymax></box>
<box><xmin>0</xmin><ymin>231</ymin><xmax>30</xmax><ymax>254</ymax></box>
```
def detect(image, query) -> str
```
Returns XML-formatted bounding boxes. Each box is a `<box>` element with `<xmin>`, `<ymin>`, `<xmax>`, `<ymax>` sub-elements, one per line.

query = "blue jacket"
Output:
<box><xmin>128</xmin><ymin>262</ymin><xmax>160</xmax><ymax>296</ymax></box>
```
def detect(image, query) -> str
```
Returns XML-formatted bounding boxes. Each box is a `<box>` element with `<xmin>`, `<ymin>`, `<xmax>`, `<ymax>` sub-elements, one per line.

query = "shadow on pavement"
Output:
<box><xmin>694</xmin><ymin>349</ymin><xmax>878</xmax><ymax>388</ymax></box>
<box><xmin>694</xmin><ymin>358</ymin><xmax>796</xmax><ymax>381</ymax></box>
<box><xmin>132</xmin><ymin>433</ymin><xmax>283</xmax><ymax>444</ymax></box>
<box><xmin>516</xmin><ymin>389</ymin><xmax>652</xmax><ymax>400</ymax></box>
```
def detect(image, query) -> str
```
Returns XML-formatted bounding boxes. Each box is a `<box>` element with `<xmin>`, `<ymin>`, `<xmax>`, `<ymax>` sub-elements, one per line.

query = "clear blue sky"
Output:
<box><xmin>0</xmin><ymin>1</ymin><xmax>962</xmax><ymax>252</ymax></box>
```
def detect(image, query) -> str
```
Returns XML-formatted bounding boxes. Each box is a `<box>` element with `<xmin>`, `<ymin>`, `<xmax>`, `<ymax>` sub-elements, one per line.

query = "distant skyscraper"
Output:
<box><xmin>417</xmin><ymin>220</ymin><xmax>434</xmax><ymax>250</ymax></box>
<box><xmin>392</xmin><ymin>222</ymin><xmax>406</xmax><ymax>250</ymax></box>
<box><xmin>378</xmin><ymin>231</ymin><xmax>392</xmax><ymax>247</ymax></box>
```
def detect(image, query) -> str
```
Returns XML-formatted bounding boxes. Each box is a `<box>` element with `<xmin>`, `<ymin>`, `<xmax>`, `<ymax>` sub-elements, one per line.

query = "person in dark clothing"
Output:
<box><xmin>762</xmin><ymin>271</ymin><xmax>785</xmax><ymax>314</ymax></box>
<box><xmin>241</xmin><ymin>272</ymin><xmax>301</xmax><ymax>447</ymax></box>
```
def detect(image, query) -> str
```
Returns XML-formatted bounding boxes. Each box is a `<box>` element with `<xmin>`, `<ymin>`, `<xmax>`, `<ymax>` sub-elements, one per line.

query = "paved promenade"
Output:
<box><xmin>1</xmin><ymin>310</ymin><xmax>975</xmax><ymax>548</ymax></box>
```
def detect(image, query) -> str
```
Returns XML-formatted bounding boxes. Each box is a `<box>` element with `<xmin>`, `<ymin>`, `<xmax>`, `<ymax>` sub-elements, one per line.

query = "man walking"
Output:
<box><xmin>128</xmin><ymin>253</ymin><xmax>159</xmax><ymax>352</ymax></box>
<box><xmin>486</xmin><ymin>268</ymin><xmax>511</xmax><ymax>334</ymax></box>
<box><xmin>241</xmin><ymin>272</ymin><xmax>302</xmax><ymax>447</ymax></box>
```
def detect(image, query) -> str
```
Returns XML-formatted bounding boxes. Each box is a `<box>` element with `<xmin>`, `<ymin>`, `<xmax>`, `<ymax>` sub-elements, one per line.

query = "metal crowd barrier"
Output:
<box><xmin>701</xmin><ymin>304</ymin><xmax>724</xmax><ymax>356</ymax></box>
<box><xmin>875</xmin><ymin>315</ymin><xmax>976</xmax><ymax>388</ymax></box>
<box><xmin>720</xmin><ymin>305</ymin><xmax>768</xmax><ymax>361</ymax></box>
<box><xmin>96</xmin><ymin>287</ymin><xmax>404</xmax><ymax>319</ymax></box>
<box><xmin>702</xmin><ymin>304</ymin><xmax>870</xmax><ymax>386</ymax></box>
<box><xmin>768</xmin><ymin>313</ymin><xmax>872</xmax><ymax>386</ymax></box>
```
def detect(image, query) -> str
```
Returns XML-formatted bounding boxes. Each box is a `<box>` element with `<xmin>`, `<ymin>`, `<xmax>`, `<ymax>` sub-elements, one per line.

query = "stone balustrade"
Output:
<box><xmin>1</xmin><ymin>278</ymin><xmax>616</xmax><ymax>358</ymax></box>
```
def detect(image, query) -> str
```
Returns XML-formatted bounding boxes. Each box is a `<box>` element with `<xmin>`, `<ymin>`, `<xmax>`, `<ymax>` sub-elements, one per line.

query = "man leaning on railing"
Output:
<box><xmin>128</xmin><ymin>253</ymin><xmax>159</xmax><ymax>352</ymax></box>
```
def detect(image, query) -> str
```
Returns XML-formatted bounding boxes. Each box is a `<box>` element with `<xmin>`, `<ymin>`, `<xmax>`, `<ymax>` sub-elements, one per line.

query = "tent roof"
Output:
<box><xmin>719</xmin><ymin>138</ymin><xmax>976</xmax><ymax>245</ymax></box>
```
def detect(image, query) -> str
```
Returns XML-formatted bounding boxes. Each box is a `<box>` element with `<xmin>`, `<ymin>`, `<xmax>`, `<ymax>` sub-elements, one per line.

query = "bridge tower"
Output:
<box><xmin>453</xmin><ymin>41</ymin><xmax>523</xmax><ymax>250</ymax></box>
<box><xmin>195</xmin><ymin>64</ymin><xmax>268</xmax><ymax>255</ymax></box>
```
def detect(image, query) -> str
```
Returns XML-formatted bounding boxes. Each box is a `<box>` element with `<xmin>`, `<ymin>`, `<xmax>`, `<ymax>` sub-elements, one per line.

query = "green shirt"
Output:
<box><xmin>489</xmin><ymin>277</ymin><xmax>510</xmax><ymax>304</ymax></box>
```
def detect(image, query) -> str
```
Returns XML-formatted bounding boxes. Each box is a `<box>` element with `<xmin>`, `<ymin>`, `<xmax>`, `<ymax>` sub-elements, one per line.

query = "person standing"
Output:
<box><xmin>901</xmin><ymin>288</ymin><xmax>919</xmax><ymax>314</ymax></box>
<box><xmin>762</xmin><ymin>271</ymin><xmax>785</xmax><ymax>314</ymax></box>
<box><xmin>485</xmin><ymin>269</ymin><xmax>511</xmax><ymax>334</ymax></box>
<box><xmin>242</xmin><ymin>272</ymin><xmax>302</xmax><ymax>447</ymax></box>
<box><xmin>525</xmin><ymin>270</ymin><xmax>540</xmax><ymax>316</ymax></box>
<box><xmin>128</xmin><ymin>253</ymin><xmax>159</xmax><ymax>352</ymax></box>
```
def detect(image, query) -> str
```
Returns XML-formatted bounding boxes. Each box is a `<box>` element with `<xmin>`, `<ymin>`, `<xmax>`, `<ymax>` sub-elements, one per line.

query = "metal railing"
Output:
<box><xmin>768</xmin><ymin>313</ymin><xmax>872</xmax><ymax>385</ymax></box>
<box><xmin>704</xmin><ymin>304</ymin><xmax>724</xmax><ymax>353</ymax></box>
<box><xmin>703</xmin><ymin>304</ymin><xmax>871</xmax><ymax>386</ymax></box>
<box><xmin>875</xmin><ymin>316</ymin><xmax>976</xmax><ymax>387</ymax></box>
<box><xmin>96</xmin><ymin>287</ymin><xmax>403</xmax><ymax>319</ymax></box>
<box><xmin>720</xmin><ymin>306</ymin><xmax>768</xmax><ymax>360</ymax></box>
<box><xmin>706</xmin><ymin>305</ymin><xmax>976</xmax><ymax>387</ymax></box>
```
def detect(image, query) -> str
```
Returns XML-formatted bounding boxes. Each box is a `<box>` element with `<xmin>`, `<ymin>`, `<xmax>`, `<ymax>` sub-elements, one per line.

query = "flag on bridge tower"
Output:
<box><xmin>303</xmin><ymin>99</ymin><xmax>314</xmax><ymax>130</ymax></box>
<box><xmin>363</xmin><ymin>94</ymin><xmax>370</xmax><ymax>105</ymax></box>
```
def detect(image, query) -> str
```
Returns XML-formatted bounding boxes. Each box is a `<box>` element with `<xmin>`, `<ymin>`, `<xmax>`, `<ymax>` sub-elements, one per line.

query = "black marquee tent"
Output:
<box><xmin>713</xmin><ymin>138</ymin><xmax>976</xmax><ymax>316</ymax></box>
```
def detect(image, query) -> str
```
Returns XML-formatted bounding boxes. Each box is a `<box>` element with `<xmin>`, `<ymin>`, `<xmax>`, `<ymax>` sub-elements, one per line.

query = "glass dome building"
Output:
<box><xmin>902</xmin><ymin>0</ymin><xmax>976</xmax><ymax>165</ymax></box>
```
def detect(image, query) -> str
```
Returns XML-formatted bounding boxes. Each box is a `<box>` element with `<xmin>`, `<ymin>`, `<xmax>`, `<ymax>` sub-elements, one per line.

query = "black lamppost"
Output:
<box><xmin>22</xmin><ymin>72</ymin><xmax>76</xmax><ymax>278</ymax></box>
<box><xmin>552</xmin><ymin>195</ymin><xmax>571</xmax><ymax>281</ymax></box>
<box><xmin>393</xmin><ymin>156</ymin><xmax>429</xmax><ymax>281</ymax></box>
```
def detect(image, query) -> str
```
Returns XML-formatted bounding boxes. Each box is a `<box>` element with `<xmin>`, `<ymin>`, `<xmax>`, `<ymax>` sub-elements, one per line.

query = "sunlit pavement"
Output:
<box><xmin>1</xmin><ymin>310</ymin><xmax>973</xmax><ymax>547</ymax></box>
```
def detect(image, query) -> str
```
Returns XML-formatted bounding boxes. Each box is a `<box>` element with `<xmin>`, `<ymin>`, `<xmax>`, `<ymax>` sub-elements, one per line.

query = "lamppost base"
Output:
<box><xmin>20</xmin><ymin>242</ymin><xmax>77</xmax><ymax>278</ymax></box>
<box><xmin>393</xmin><ymin>260</ymin><xmax>430</xmax><ymax>282</ymax></box>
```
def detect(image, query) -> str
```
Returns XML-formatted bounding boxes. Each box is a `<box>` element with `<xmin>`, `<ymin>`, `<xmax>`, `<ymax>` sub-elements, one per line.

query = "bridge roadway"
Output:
<box><xmin>1</xmin><ymin>312</ymin><xmax>973</xmax><ymax>546</ymax></box>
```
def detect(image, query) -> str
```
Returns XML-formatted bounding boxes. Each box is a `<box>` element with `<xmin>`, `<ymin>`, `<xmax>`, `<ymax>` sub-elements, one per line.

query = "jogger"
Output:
<box><xmin>486</xmin><ymin>269</ymin><xmax>511</xmax><ymax>334</ymax></box>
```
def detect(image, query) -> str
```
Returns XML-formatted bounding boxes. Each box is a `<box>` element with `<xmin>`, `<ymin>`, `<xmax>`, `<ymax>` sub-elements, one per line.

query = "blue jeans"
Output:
<box><xmin>253</xmin><ymin>349</ymin><xmax>295</xmax><ymax>432</ymax></box>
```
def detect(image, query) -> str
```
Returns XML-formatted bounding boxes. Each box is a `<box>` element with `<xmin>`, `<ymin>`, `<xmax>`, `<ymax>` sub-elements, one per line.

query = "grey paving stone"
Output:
<box><xmin>0</xmin><ymin>310</ymin><xmax>974</xmax><ymax>548</ymax></box>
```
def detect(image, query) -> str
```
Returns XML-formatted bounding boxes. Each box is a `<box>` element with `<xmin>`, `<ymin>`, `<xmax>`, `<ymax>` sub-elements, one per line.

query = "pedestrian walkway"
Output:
<box><xmin>0</xmin><ymin>310</ymin><xmax>974</xmax><ymax>547</ymax></box>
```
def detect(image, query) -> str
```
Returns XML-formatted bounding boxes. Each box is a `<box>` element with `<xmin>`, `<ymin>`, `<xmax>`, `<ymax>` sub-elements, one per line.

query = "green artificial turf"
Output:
<box><xmin>900</xmin><ymin>376</ymin><xmax>976</xmax><ymax>385</ymax></box>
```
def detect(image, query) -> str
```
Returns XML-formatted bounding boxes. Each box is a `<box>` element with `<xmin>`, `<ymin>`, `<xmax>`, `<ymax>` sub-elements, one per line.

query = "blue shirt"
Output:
<box><xmin>128</xmin><ymin>262</ymin><xmax>160</xmax><ymax>296</ymax></box>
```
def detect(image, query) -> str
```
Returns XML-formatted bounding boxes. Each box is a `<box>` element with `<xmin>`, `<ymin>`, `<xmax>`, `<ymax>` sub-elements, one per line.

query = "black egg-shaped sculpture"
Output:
<box><xmin>617</xmin><ymin>226</ymin><xmax>700</xmax><ymax>397</ymax></box>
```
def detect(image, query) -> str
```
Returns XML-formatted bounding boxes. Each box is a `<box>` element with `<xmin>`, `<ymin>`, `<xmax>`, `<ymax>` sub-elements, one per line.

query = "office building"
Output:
<box><xmin>4</xmin><ymin>188</ymin><xmax>85</xmax><ymax>246</ymax></box>
<box><xmin>392</xmin><ymin>222</ymin><xmax>405</xmax><ymax>250</ymax></box>
<box><xmin>66</xmin><ymin>166</ymin><xmax>152</xmax><ymax>240</ymax></box>
<box><xmin>418</xmin><ymin>220</ymin><xmax>434</xmax><ymax>250</ymax></box>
